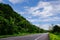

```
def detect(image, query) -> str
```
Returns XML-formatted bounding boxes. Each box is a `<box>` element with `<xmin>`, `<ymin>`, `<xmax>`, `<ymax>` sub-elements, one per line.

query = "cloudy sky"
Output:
<box><xmin>0</xmin><ymin>0</ymin><xmax>60</xmax><ymax>30</ymax></box>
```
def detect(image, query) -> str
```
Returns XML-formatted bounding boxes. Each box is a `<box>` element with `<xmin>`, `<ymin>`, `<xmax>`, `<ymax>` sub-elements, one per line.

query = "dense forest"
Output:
<box><xmin>0</xmin><ymin>3</ymin><xmax>45</xmax><ymax>35</ymax></box>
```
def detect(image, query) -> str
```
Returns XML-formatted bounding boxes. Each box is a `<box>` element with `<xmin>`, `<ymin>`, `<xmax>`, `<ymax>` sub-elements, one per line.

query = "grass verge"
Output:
<box><xmin>0</xmin><ymin>33</ymin><xmax>30</xmax><ymax>38</ymax></box>
<box><xmin>49</xmin><ymin>33</ymin><xmax>60</xmax><ymax>40</ymax></box>
<box><xmin>0</xmin><ymin>33</ymin><xmax>40</xmax><ymax>38</ymax></box>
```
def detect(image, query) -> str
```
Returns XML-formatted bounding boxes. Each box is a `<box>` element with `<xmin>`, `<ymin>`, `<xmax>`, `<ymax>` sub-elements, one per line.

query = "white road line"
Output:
<box><xmin>35</xmin><ymin>36</ymin><xmax>41</xmax><ymax>40</ymax></box>
<box><xmin>35</xmin><ymin>34</ymin><xmax>45</xmax><ymax>40</ymax></box>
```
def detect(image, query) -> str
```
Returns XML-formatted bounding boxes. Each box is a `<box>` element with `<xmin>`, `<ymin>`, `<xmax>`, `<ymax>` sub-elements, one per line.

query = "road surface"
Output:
<box><xmin>0</xmin><ymin>33</ymin><xmax>49</xmax><ymax>40</ymax></box>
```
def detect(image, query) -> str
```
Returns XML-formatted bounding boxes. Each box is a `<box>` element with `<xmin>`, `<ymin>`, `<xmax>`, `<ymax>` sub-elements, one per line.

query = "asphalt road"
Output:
<box><xmin>0</xmin><ymin>33</ymin><xmax>49</xmax><ymax>40</ymax></box>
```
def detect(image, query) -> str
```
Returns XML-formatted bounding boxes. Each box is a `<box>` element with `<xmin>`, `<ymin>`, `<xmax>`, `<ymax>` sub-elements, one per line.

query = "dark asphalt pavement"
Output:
<box><xmin>0</xmin><ymin>33</ymin><xmax>49</xmax><ymax>40</ymax></box>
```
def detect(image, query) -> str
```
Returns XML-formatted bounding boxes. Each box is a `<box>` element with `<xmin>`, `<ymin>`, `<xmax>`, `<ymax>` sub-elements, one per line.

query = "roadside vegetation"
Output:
<box><xmin>49</xmin><ymin>25</ymin><xmax>60</xmax><ymax>40</ymax></box>
<box><xmin>0</xmin><ymin>33</ymin><xmax>36</xmax><ymax>38</ymax></box>
<box><xmin>0</xmin><ymin>3</ymin><xmax>46</xmax><ymax>38</ymax></box>
<box><xmin>50</xmin><ymin>33</ymin><xmax>60</xmax><ymax>40</ymax></box>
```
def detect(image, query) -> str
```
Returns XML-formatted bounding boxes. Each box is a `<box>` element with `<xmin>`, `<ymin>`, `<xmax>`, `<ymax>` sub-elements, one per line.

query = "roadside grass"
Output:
<box><xmin>49</xmin><ymin>33</ymin><xmax>60</xmax><ymax>40</ymax></box>
<box><xmin>0</xmin><ymin>33</ymin><xmax>41</xmax><ymax>38</ymax></box>
<box><xmin>0</xmin><ymin>33</ymin><xmax>30</xmax><ymax>38</ymax></box>
<box><xmin>0</xmin><ymin>35</ymin><xmax>13</xmax><ymax>38</ymax></box>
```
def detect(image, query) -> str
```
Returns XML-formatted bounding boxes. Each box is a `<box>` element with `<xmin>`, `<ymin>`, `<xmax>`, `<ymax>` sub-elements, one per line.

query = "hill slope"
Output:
<box><xmin>0</xmin><ymin>3</ymin><xmax>44</xmax><ymax>35</ymax></box>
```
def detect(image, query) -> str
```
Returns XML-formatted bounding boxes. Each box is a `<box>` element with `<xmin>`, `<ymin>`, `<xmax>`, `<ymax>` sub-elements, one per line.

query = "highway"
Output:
<box><xmin>0</xmin><ymin>33</ymin><xmax>49</xmax><ymax>40</ymax></box>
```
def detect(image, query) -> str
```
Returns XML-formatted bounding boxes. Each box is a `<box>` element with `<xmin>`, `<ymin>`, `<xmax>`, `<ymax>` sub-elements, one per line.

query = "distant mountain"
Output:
<box><xmin>0</xmin><ymin>3</ymin><xmax>45</xmax><ymax>35</ymax></box>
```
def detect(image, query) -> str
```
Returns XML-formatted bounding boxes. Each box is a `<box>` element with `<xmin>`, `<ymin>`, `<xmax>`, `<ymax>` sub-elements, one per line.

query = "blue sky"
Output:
<box><xmin>0</xmin><ymin>0</ymin><xmax>60</xmax><ymax>30</ymax></box>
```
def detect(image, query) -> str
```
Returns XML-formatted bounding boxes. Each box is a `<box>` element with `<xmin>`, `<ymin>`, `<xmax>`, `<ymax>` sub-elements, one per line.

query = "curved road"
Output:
<box><xmin>0</xmin><ymin>33</ymin><xmax>49</xmax><ymax>40</ymax></box>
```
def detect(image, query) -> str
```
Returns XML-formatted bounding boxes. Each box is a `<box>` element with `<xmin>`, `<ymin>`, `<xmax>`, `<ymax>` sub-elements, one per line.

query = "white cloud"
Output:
<box><xmin>24</xmin><ymin>1</ymin><xmax>54</xmax><ymax>18</ymax></box>
<box><xmin>23</xmin><ymin>1</ymin><xmax>60</xmax><ymax>20</ymax></box>
<box><xmin>27</xmin><ymin>16</ymin><xmax>32</xmax><ymax>19</ymax></box>
<box><xmin>24</xmin><ymin>1</ymin><xmax>60</xmax><ymax>18</ymax></box>
<box><xmin>34</xmin><ymin>24</ymin><xmax>51</xmax><ymax>30</ymax></box>
<box><xmin>21</xmin><ymin>0</ymin><xmax>60</xmax><ymax>30</ymax></box>
<box><xmin>27</xmin><ymin>16</ymin><xmax>60</xmax><ymax>23</ymax></box>
<box><xmin>27</xmin><ymin>18</ymin><xmax>39</xmax><ymax>22</ymax></box>
<box><xmin>40</xmin><ymin>24</ymin><xmax>50</xmax><ymax>30</ymax></box>
<box><xmin>39</xmin><ymin>17</ymin><xmax>60</xmax><ymax>22</ymax></box>
<box><xmin>0</xmin><ymin>0</ymin><xmax>3</xmax><ymax>2</ymax></box>
<box><xmin>9</xmin><ymin>0</ymin><xmax>25</xmax><ymax>4</ymax></box>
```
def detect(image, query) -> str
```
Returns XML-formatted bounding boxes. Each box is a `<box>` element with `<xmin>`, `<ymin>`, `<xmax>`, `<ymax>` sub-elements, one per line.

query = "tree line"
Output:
<box><xmin>50</xmin><ymin>25</ymin><xmax>60</xmax><ymax>34</ymax></box>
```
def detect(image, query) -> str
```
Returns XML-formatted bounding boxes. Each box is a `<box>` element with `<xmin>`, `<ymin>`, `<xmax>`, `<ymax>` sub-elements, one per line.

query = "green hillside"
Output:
<box><xmin>0</xmin><ymin>3</ymin><xmax>45</xmax><ymax>35</ymax></box>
